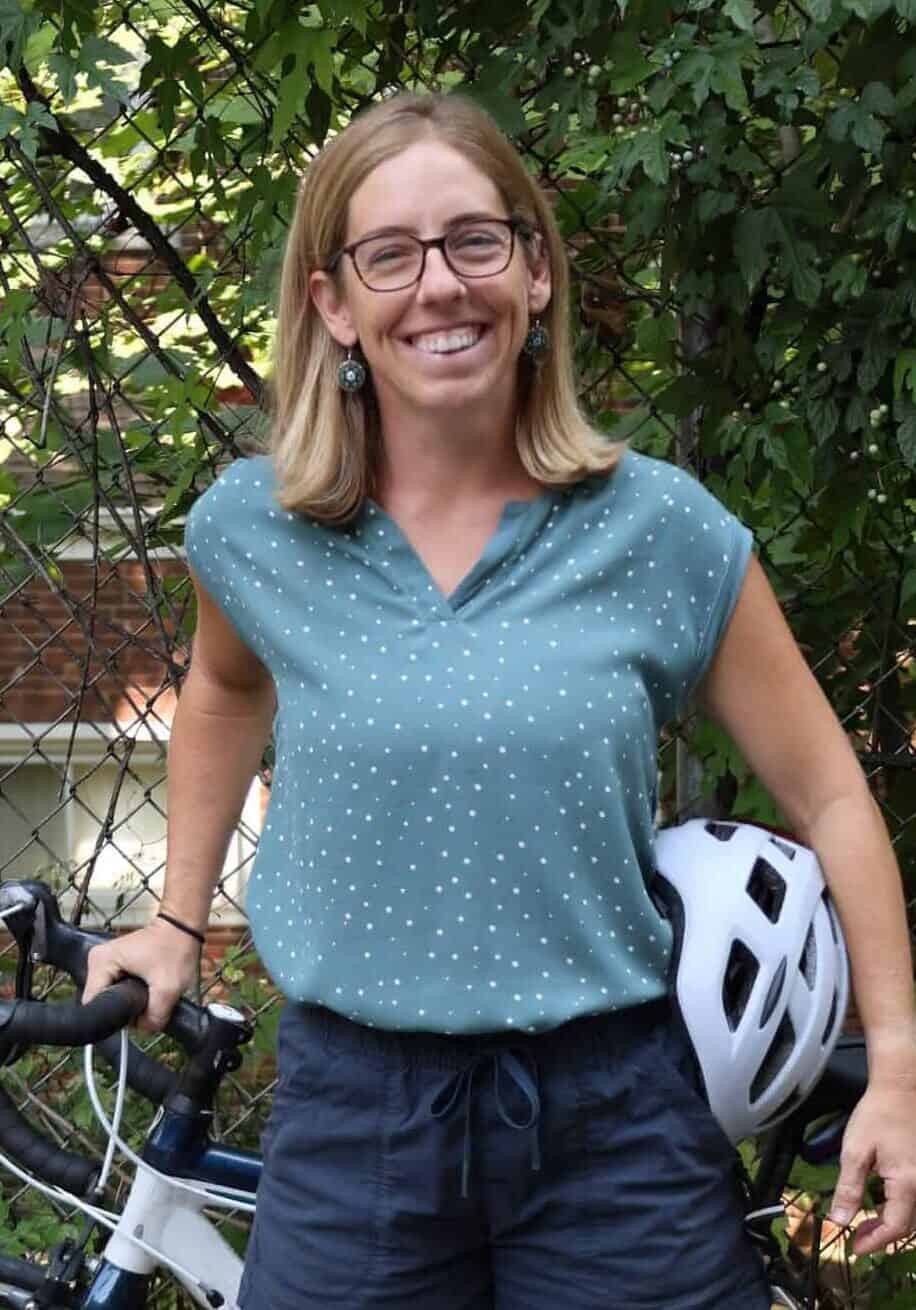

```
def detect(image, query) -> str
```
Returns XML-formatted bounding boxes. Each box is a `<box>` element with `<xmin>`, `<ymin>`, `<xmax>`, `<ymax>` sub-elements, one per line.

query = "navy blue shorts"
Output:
<box><xmin>239</xmin><ymin>999</ymin><xmax>771</xmax><ymax>1309</ymax></box>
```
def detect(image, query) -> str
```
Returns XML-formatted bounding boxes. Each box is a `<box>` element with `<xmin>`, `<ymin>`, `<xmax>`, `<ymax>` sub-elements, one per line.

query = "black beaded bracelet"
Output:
<box><xmin>157</xmin><ymin>911</ymin><xmax>206</xmax><ymax>946</ymax></box>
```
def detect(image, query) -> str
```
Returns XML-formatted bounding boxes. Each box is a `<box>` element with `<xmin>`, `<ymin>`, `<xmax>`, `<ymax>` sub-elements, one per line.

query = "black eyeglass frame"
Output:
<box><xmin>324</xmin><ymin>217</ymin><xmax>534</xmax><ymax>292</ymax></box>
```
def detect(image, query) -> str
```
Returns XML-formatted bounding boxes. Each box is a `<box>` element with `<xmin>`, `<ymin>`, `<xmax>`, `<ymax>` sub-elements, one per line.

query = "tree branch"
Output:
<box><xmin>17</xmin><ymin>68</ymin><xmax>265</xmax><ymax>408</ymax></box>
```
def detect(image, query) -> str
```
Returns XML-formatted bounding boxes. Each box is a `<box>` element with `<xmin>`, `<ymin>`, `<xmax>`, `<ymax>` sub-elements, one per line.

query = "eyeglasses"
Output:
<box><xmin>325</xmin><ymin>217</ymin><xmax>530</xmax><ymax>292</ymax></box>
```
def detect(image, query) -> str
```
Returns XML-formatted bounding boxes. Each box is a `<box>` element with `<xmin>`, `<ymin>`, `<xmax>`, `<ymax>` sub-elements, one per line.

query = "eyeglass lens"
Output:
<box><xmin>353</xmin><ymin>221</ymin><xmax>514</xmax><ymax>290</ymax></box>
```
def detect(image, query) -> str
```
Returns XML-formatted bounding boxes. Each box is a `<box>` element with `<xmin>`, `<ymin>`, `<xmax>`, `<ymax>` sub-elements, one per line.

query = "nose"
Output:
<box><xmin>416</xmin><ymin>245</ymin><xmax>467</xmax><ymax>301</ymax></box>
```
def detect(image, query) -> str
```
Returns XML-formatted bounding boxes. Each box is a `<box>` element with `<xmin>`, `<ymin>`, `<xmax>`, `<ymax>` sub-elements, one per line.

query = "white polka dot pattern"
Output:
<box><xmin>184</xmin><ymin>450</ymin><xmax>753</xmax><ymax>1033</ymax></box>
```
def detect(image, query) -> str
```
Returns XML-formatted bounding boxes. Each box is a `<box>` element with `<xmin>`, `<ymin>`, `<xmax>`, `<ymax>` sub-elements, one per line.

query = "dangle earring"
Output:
<box><xmin>338</xmin><ymin>347</ymin><xmax>366</xmax><ymax>392</ymax></box>
<box><xmin>523</xmin><ymin>318</ymin><xmax>550</xmax><ymax>363</ymax></box>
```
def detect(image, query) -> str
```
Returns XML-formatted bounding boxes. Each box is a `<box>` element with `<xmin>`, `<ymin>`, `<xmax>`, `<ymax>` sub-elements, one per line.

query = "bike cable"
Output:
<box><xmin>84</xmin><ymin>1038</ymin><xmax>258</xmax><ymax>1212</ymax></box>
<box><xmin>0</xmin><ymin>1142</ymin><xmax>228</xmax><ymax>1306</ymax></box>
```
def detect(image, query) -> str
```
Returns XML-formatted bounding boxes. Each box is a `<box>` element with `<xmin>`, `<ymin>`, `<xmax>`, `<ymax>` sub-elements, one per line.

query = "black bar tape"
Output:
<box><xmin>0</xmin><ymin>1082</ymin><xmax>98</xmax><ymax>1195</ymax></box>
<box><xmin>0</xmin><ymin>981</ymin><xmax>150</xmax><ymax>1197</ymax></box>
<box><xmin>95</xmin><ymin>1030</ymin><xmax>177</xmax><ymax>1105</ymax></box>
<box><xmin>0</xmin><ymin>980</ymin><xmax>148</xmax><ymax>1048</ymax></box>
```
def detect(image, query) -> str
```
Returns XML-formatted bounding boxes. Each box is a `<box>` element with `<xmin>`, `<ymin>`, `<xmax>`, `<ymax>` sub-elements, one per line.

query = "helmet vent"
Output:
<box><xmin>821</xmin><ymin>989</ymin><xmax>838</xmax><ymax>1047</ymax></box>
<box><xmin>799</xmin><ymin>925</ymin><xmax>817</xmax><ymax>990</ymax></box>
<box><xmin>759</xmin><ymin>1085</ymin><xmax>803</xmax><ymax>1128</ymax></box>
<box><xmin>723</xmin><ymin>940</ymin><xmax>759</xmax><ymax>1032</ymax></box>
<box><xmin>705</xmin><ymin>822</ymin><xmax>737</xmax><ymax>842</ymax></box>
<box><xmin>760</xmin><ymin>956</ymin><xmax>788</xmax><ymax>1027</ymax></box>
<box><xmin>746</xmin><ymin>857</ymin><xmax>787</xmax><ymax>923</ymax></box>
<box><xmin>823</xmin><ymin>891</ymin><xmax>840</xmax><ymax>943</ymax></box>
<box><xmin>751</xmin><ymin>1013</ymin><xmax>796</xmax><ymax>1104</ymax></box>
<box><xmin>768</xmin><ymin>836</ymin><xmax>796</xmax><ymax>861</ymax></box>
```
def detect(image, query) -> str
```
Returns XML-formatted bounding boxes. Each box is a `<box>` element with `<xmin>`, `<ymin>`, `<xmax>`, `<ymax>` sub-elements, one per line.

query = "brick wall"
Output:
<box><xmin>1</xmin><ymin>558</ymin><xmax>189</xmax><ymax>728</ymax></box>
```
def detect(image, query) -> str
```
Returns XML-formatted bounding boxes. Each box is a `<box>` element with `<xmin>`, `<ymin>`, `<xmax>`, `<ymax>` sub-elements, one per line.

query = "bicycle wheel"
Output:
<box><xmin>748</xmin><ymin>1135</ymin><xmax>916</xmax><ymax>1309</ymax></box>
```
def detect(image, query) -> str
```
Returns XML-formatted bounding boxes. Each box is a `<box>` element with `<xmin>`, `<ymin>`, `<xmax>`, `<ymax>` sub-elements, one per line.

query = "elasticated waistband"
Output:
<box><xmin>283</xmin><ymin>996</ymin><xmax>670</xmax><ymax>1073</ymax></box>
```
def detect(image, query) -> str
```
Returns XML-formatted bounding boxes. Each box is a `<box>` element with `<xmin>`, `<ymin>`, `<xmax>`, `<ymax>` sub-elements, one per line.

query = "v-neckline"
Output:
<box><xmin>360</xmin><ymin>490</ymin><xmax>558</xmax><ymax>616</ymax></box>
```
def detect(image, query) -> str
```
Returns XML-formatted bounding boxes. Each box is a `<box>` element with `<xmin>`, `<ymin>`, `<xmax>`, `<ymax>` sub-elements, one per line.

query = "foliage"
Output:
<box><xmin>0</xmin><ymin>0</ymin><xmax>915</xmax><ymax>1299</ymax></box>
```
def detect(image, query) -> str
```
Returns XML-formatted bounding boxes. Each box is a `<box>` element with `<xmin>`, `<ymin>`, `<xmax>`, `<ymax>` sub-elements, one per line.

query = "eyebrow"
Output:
<box><xmin>350</xmin><ymin>212</ymin><xmax>509</xmax><ymax>243</ymax></box>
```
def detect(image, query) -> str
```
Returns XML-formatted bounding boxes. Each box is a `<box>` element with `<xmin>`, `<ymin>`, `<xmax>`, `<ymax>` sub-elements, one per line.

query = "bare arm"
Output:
<box><xmin>695</xmin><ymin>556</ymin><xmax>915</xmax><ymax>1072</ymax></box>
<box><xmin>160</xmin><ymin>568</ymin><xmax>276</xmax><ymax>933</ymax></box>
<box><xmin>84</xmin><ymin>567</ymin><xmax>275</xmax><ymax>1028</ymax></box>
<box><xmin>696</xmin><ymin>555</ymin><xmax>916</xmax><ymax>1248</ymax></box>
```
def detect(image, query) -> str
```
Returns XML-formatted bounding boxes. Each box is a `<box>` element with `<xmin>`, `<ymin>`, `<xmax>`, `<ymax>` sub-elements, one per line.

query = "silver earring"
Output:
<box><xmin>523</xmin><ymin>318</ymin><xmax>550</xmax><ymax>362</ymax></box>
<box><xmin>338</xmin><ymin>348</ymin><xmax>366</xmax><ymax>392</ymax></box>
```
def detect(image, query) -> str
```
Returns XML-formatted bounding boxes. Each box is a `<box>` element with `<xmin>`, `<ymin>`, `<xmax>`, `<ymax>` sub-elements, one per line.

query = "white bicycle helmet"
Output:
<box><xmin>652</xmin><ymin>818</ymin><xmax>849</xmax><ymax>1144</ymax></box>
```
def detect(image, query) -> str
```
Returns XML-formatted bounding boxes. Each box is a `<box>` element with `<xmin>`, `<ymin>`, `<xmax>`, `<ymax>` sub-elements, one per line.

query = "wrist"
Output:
<box><xmin>154</xmin><ymin>910</ymin><xmax>206</xmax><ymax>948</ymax></box>
<box><xmin>864</xmin><ymin>1017</ymin><xmax>916</xmax><ymax>1088</ymax></box>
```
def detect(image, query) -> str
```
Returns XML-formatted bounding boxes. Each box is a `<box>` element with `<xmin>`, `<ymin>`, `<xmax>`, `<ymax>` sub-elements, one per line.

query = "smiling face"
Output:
<box><xmin>309</xmin><ymin>137</ymin><xmax>551</xmax><ymax>432</ymax></box>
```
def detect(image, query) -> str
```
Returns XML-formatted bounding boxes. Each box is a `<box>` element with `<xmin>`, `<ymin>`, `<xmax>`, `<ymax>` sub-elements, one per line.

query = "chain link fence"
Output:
<box><xmin>0</xmin><ymin>0</ymin><xmax>914</xmax><ymax>1302</ymax></box>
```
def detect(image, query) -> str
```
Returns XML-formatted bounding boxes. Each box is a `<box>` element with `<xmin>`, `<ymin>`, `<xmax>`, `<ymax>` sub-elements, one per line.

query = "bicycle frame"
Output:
<box><xmin>84</xmin><ymin>1106</ymin><xmax>261</xmax><ymax>1310</ymax></box>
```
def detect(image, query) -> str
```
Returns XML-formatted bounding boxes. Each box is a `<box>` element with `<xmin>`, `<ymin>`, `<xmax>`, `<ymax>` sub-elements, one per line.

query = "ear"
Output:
<box><xmin>525</xmin><ymin>233</ymin><xmax>552</xmax><ymax>317</ymax></box>
<box><xmin>309</xmin><ymin>269</ymin><xmax>359</xmax><ymax>348</ymax></box>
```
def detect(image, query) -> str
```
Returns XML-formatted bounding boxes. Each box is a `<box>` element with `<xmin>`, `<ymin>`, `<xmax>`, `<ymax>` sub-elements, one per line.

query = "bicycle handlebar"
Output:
<box><xmin>0</xmin><ymin>879</ymin><xmax>250</xmax><ymax>1198</ymax></box>
<box><xmin>0</xmin><ymin>979</ymin><xmax>148</xmax><ymax>1049</ymax></box>
<box><xmin>0</xmin><ymin>979</ymin><xmax>148</xmax><ymax>1195</ymax></box>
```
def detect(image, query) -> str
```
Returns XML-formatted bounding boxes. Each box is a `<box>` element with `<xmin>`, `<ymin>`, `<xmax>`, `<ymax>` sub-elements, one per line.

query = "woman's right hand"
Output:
<box><xmin>83</xmin><ymin>920</ymin><xmax>201</xmax><ymax>1033</ymax></box>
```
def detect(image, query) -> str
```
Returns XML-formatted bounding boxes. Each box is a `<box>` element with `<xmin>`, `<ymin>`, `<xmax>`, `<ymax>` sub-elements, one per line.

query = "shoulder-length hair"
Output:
<box><xmin>271</xmin><ymin>91</ymin><xmax>622</xmax><ymax>522</ymax></box>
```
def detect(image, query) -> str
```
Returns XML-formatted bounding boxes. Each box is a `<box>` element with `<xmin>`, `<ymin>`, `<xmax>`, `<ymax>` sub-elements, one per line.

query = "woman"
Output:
<box><xmin>84</xmin><ymin>92</ymin><xmax>916</xmax><ymax>1308</ymax></box>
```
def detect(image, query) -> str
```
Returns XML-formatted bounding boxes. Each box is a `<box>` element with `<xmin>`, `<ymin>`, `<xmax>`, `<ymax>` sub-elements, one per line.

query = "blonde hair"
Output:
<box><xmin>271</xmin><ymin>91</ymin><xmax>622</xmax><ymax>522</ymax></box>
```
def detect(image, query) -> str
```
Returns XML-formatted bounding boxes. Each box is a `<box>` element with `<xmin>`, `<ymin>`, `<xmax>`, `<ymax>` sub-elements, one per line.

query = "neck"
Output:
<box><xmin>372</xmin><ymin>383</ymin><xmax>540</xmax><ymax>515</ymax></box>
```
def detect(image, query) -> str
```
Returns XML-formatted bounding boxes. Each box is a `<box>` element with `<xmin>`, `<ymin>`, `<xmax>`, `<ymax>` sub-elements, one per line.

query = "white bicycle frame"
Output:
<box><xmin>101</xmin><ymin>1167</ymin><xmax>247</xmax><ymax>1310</ymax></box>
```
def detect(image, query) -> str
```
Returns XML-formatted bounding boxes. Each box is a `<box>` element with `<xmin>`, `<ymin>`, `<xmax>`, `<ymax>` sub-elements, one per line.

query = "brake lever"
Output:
<box><xmin>0</xmin><ymin>885</ymin><xmax>40</xmax><ymax>1069</ymax></box>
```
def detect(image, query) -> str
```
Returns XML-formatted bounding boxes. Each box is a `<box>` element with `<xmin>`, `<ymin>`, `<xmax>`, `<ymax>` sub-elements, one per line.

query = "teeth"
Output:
<box><xmin>412</xmin><ymin>326</ymin><xmax>482</xmax><ymax>354</ymax></box>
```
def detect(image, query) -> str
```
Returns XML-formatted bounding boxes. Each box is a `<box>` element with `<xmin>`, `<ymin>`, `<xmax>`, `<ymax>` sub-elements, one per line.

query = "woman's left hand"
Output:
<box><xmin>830</xmin><ymin>1082</ymin><xmax>916</xmax><ymax>1255</ymax></box>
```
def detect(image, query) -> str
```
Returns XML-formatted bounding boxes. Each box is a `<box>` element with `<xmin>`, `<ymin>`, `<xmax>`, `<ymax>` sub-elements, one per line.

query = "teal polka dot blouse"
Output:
<box><xmin>184</xmin><ymin>449</ymin><xmax>753</xmax><ymax>1033</ymax></box>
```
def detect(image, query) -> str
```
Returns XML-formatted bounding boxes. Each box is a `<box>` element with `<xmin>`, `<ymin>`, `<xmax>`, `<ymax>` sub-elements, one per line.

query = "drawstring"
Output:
<box><xmin>430</xmin><ymin>1048</ymin><xmax>542</xmax><ymax>1198</ymax></box>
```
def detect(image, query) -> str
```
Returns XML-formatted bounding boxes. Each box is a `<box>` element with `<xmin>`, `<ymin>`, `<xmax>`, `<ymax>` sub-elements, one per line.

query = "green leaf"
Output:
<box><xmin>697</xmin><ymin>190</ymin><xmax>736</xmax><ymax>224</ymax></box>
<box><xmin>860</xmin><ymin>80</ymin><xmax>896</xmax><ymax>117</ymax></box>
<box><xmin>674</xmin><ymin>49</ymin><xmax>715</xmax><ymax>108</ymax></box>
<box><xmin>827</xmin><ymin>97</ymin><xmax>888</xmax><ymax>156</ymax></box>
<box><xmin>826</xmin><ymin>255</ymin><xmax>867</xmax><ymax>303</ymax></box>
<box><xmin>463</xmin><ymin>86</ymin><xmax>528</xmax><ymax>137</ymax></box>
<box><xmin>772</xmin><ymin>219</ymin><xmax>822</xmax><ymax>305</ymax></box>
<box><xmin>0</xmin><ymin>103</ymin><xmax>22</xmax><ymax>140</ymax></box>
<box><xmin>0</xmin><ymin>0</ymin><xmax>38</xmax><ymax>69</ymax></box>
<box><xmin>807</xmin><ymin>395</ymin><xmax>840</xmax><ymax>443</ymax></box>
<box><xmin>299</xmin><ymin>28</ymin><xmax>336</xmax><ymax>95</ymax></box>
<box><xmin>627</xmin><ymin>130</ymin><xmax>670</xmax><ymax>185</ymax></box>
<box><xmin>902</xmin><ymin>562</ymin><xmax>916</xmax><ymax>613</ymax></box>
<box><xmin>734</xmin><ymin>209</ymin><xmax>773</xmax><ymax>292</ymax></box>
<box><xmin>272</xmin><ymin>72</ymin><xmax>306</xmax><ymax>146</ymax></box>
<box><xmin>317</xmin><ymin>0</ymin><xmax>368</xmax><ymax>36</ymax></box>
<box><xmin>898</xmin><ymin>408</ymin><xmax>916</xmax><ymax>470</ymax></box>
<box><xmin>859</xmin><ymin>333</ymin><xmax>893</xmax><ymax>391</ymax></box>
<box><xmin>893</xmin><ymin>349</ymin><xmax>916</xmax><ymax>400</ymax></box>
<box><xmin>723</xmin><ymin>0</ymin><xmax>756</xmax><ymax>30</ymax></box>
<box><xmin>607</xmin><ymin>29</ymin><xmax>654</xmax><ymax>93</ymax></box>
<box><xmin>654</xmin><ymin>374</ymin><xmax>716</xmax><ymax>418</ymax></box>
<box><xmin>636</xmin><ymin>311</ymin><xmax>677</xmax><ymax>368</ymax></box>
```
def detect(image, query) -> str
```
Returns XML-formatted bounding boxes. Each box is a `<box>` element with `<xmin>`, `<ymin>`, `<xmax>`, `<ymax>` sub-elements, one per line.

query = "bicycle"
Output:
<box><xmin>0</xmin><ymin>876</ymin><xmax>884</xmax><ymax>1310</ymax></box>
<box><xmin>0</xmin><ymin>877</ymin><xmax>257</xmax><ymax>1309</ymax></box>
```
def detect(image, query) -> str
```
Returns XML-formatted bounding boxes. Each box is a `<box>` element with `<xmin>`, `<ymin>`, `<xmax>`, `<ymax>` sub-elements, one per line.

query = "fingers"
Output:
<box><xmin>83</xmin><ymin>943</ymin><xmax>126</xmax><ymax>1007</ymax></box>
<box><xmin>849</xmin><ymin>1180</ymin><xmax>916</xmax><ymax>1256</ymax></box>
<box><xmin>136</xmin><ymin>987</ymin><xmax>181</xmax><ymax>1034</ymax></box>
<box><xmin>829</xmin><ymin>1143</ymin><xmax>873</xmax><ymax>1228</ymax></box>
<box><xmin>83</xmin><ymin>939</ymin><xmax>184</xmax><ymax>1033</ymax></box>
